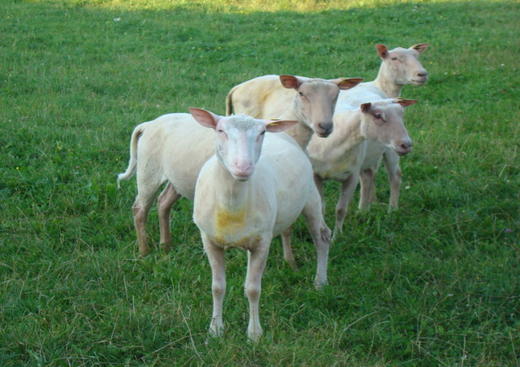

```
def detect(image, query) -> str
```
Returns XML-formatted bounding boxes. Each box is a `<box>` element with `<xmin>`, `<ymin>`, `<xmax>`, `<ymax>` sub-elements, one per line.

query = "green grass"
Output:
<box><xmin>1</xmin><ymin>0</ymin><xmax>519</xmax><ymax>366</ymax></box>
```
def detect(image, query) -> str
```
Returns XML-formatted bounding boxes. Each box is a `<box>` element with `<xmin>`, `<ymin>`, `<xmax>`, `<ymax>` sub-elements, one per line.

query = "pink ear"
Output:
<box><xmin>189</xmin><ymin>108</ymin><xmax>220</xmax><ymax>129</ymax></box>
<box><xmin>410</xmin><ymin>43</ymin><xmax>429</xmax><ymax>53</ymax></box>
<box><xmin>360</xmin><ymin>103</ymin><xmax>372</xmax><ymax>113</ymax></box>
<box><xmin>279</xmin><ymin>75</ymin><xmax>301</xmax><ymax>89</ymax></box>
<box><xmin>395</xmin><ymin>98</ymin><xmax>418</xmax><ymax>107</ymax></box>
<box><xmin>332</xmin><ymin>77</ymin><xmax>363</xmax><ymax>90</ymax></box>
<box><xmin>265</xmin><ymin>120</ymin><xmax>298</xmax><ymax>133</ymax></box>
<box><xmin>375</xmin><ymin>44</ymin><xmax>389</xmax><ymax>59</ymax></box>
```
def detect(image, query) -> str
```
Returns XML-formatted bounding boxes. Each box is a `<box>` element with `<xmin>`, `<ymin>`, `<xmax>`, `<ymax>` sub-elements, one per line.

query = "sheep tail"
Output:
<box><xmin>225</xmin><ymin>85</ymin><xmax>238</xmax><ymax>116</ymax></box>
<box><xmin>117</xmin><ymin>124</ymin><xmax>144</xmax><ymax>188</ymax></box>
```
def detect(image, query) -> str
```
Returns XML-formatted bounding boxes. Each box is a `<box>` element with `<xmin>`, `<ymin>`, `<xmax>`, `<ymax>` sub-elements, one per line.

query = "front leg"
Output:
<box><xmin>245</xmin><ymin>239</ymin><xmax>271</xmax><ymax>342</ymax></box>
<box><xmin>383</xmin><ymin>149</ymin><xmax>401</xmax><ymax>210</ymax></box>
<box><xmin>359</xmin><ymin>168</ymin><xmax>375</xmax><ymax>210</ymax></box>
<box><xmin>313</xmin><ymin>173</ymin><xmax>325</xmax><ymax>212</ymax></box>
<box><xmin>333</xmin><ymin>173</ymin><xmax>360</xmax><ymax>240</ymax></box>
<box><xmin>202</xmin><ymin>233</ymin><xmax>226</xmax><ymax>337</ymax></box>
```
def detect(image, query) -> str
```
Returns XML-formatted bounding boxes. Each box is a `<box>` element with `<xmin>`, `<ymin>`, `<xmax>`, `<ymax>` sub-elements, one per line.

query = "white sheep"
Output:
<box><xmin>119</xmin><ymin>75</ymin><xmax>360</xmax><ymax>256</ymax></box>
<box><xmin>190</xmin><ymin>108</ymin><xmax>330</xmax><ymax>342</ymax></box>
<box><xmin>225</xmin><ymin>43</ymin><xmax>429</xmax><ymax>211</ymax></box>
<box><xmin>335</xmin><ymin>43</ymin><xmax>429</xmax><ymax>209</ymax></box>
<box><xmin>224</xmin><ymin>75</ymin><xmax>361</xmax><ymax>267</ymax></box>
<box><xmin>226</xmin><ymin>74</ymin><xmax>362</xmax><ymax>147</ymax></box>
<box><xmin>307</xmin><ymin>98</ymin><xmax>417</xmax><ymax>238</ymax></box>
<box><xmin>117</xmin><ymin>113</ymin><xmax>214</xmax><ymax>256</ymax></box>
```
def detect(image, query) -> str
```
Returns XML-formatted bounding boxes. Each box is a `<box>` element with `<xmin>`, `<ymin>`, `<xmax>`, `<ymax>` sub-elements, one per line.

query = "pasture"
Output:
<box><xmin>1</xmin><ymin>0</ymin><xmax>519</xmax><ymax>365</ymax></box>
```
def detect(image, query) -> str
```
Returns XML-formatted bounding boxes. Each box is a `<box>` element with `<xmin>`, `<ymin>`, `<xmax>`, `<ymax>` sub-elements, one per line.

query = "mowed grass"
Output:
<box><xmin>1</xmin><ymin>0</ymin><xmax>519</xmax><ymax>365</ymax></box>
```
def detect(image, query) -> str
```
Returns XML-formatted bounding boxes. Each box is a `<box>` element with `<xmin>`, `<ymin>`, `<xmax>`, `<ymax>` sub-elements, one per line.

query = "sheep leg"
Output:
<box><xmin>369</xmin><ymin>177</ymin><xmax>377</xmax><ymax>203</ymax></box>
<box><xmin>359</xmin><ymin>168</ymin><xmax>375</xmax><ymax>210</ymax></box>
<box><xmin>281</xmin><ymin>174</ymin><xmax>326</xmax><ymax>271</ymax></box>
<box><xmin>157</xmin><ymin>183</ymin><xmax>180</xmax><ymax>252</ymax></box>
<box><xmin>281</xmin><ymin>228</ymin><xmax>298</xmax><ymax>270</ymax></box>
<box><xmin>303</xmin><ymin>186</ymin><xmax>331</xmax><ymax>289</ymax></box>
<box><xmin>133</xmin><ymin>179</ymin><xmax>162</xmax><ymax>256</ymax></box>
<box><xmin>202</xmin><ymin>234</ymin><xmax>226</xmax><ymax>338</ymax></box>
<box><xmin>313</xmin><ymin>173</ymin><xmax>325</xmax><ymax>211</ymax></box>
<box><xmin>245</xmin><ymin>241</ymin><xmax>270</xmax><ymax>342</ymax></box>
<box><xmin>333</xmin><ymin>173</ymin><xmax>359</xmax><ymax>240</ymax></box>
<box><xmin>383</xmin><ymin>150</ymin><xmax>401</xmax><ymax>210</ymax></box>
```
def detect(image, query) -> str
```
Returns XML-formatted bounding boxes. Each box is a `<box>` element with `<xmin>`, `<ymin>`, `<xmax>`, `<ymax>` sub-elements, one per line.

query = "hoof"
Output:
<box><xmin>387</xmin><ymin>205</ymin><xmax>399</xmax><ymax>213</ymax></box>
<box><xmin>138</xmin><ymin>246</ymin><xmax>152</xmax><ymax>257</ymax></box>
<box><xmin>286</xmin><ymin>258</ymin><xmax>298</xmax><ymax>271</ymax></box>
<box><xmin>160</xmin><ymin>243</ymin><xmax>172</xmax><ymax>253</ymax></box>
<box><xmin>247</xmin><ymin>329</ymin><xmax>263</xmax><ymax>343</ymax></box>
<box><xmin>209</xmin><ymin>322</ymin><xmax>224</xmax><ymax>338</ymax></box>
<box><xmin>331</xmin><ymin>230</ymin><xmax>341</xmax><ymax>242</ymax></box>
<box><xmin>314</xmin><ymin>278</ymin><xmax>328</xmax><ymax>290</ymax></box>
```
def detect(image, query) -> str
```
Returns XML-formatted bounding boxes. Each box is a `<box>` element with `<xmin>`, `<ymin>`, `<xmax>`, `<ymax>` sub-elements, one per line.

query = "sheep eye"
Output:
<box><xmin>391</xmin><ymin>57</ymin><xmax>398</xmax><ymax>61</ymax></box>
<box><xmin>260</xmin><ymin>130</ymin><xmax>266</xmax><ymax>135</ymax></box>
<box><xmin>374</xmin><ymin>113</ymin><xmax>383</xmax><ymax>119</ymax></box>
<box><xmin>298</xmin><ymin>91</ymin><xmax>304</xmax><ymax>97</ymax></box>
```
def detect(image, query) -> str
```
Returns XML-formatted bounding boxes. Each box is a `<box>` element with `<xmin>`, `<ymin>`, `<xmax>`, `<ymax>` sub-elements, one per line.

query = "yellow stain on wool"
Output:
<box><xmin>214</xmin><ymin>207</ymin><xmax>258</xmax><ymax>248</ymax></box>
<box><xmin>215</xmin><ymin>207</ymin><xmax>247</xmax><ymax>236</ymax></box>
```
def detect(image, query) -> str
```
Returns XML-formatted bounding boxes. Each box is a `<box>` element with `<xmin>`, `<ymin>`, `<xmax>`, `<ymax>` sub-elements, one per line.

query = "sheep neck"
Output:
<box><xmin>310</xmin><ymin>110</ymin><xmax>365</xmax><ymax>164</ymax></box>
<box><xmin>373</xmin><ymin>63</ymin><xmax>403</xmax><ymax>98</ymax></box>
<box><xmin>278</xmin><ymin>97</ymin><xmax>314</xmax><ymax>149</ymax></box>
<box><xmin>214</xmin><ymin>158</ymin><xmax>253</xmax><ymax>212</ymax></box>
<box><xmin>285</xmin><ymin>121</ymin><xmax>313</xmax><ymax>148</ymax></box>
<box><xmin>333</xmin><ymin>111</ymin><xmax>366</xmax><ymax>152</ymax></box>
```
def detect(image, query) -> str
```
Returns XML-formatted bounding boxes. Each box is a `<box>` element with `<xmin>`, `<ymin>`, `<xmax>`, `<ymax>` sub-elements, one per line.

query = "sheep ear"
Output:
<box><xmin>375</xmin><ymin>44</ymin><xmax>389</xmax><ymax>59</ymax></box>
<box><xmin>189</xmin><ymin>108</ymin><xmax>221</xmax><ymax>129</ymax></box>
<box><xmin>410</xmin><ymin>43</ymin><xmax>429</xmax><ymax>53</ymax></box>
<box><xmin>279</xmin><ymin>75</ymin><xmax>302</xmax><ymax>90</ymax></box>
<box><xmin>331</xmin><ymin>77</ymin><xmax>363</xmax><ymax>90</ymax></box>
<box><xmin>265</xmin><ymin>120</ymin><xmax>298</xmax><ymax>133</ymax></box>
<box><xmin>394</xmin><ymin>98</ymin><xmax>417</xmax><ymax>107</ymax></box>
<box><xmin>360</xmin><ymin>103</ymin><xmax>372</xmax><ymax>113</ymax></box>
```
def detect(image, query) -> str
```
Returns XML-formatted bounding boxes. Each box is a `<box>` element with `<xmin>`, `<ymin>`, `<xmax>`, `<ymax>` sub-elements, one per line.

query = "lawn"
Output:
<box><xmin>1</xmin><ymin>0</ymin><xmax>519</xmax><ymax>366</ymax></box>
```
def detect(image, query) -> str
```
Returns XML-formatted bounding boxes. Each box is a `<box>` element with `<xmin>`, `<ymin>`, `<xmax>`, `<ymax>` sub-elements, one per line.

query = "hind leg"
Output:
<box><xmin>133</xmin><ymin>173</ymin><xmax>164</xmax><ymax>256</ymax></box>
<box><xmin>157</xmin><ymin>183</ymin><xmax>181</xmax><ymax>252</ymax></box>
<box><xmin>302</xmin><ymin>186</ymin><xmax>331</xmax><ymax>289</ymax></box>
<box><xmin>133</xmin><ymin>195</ymin><xmax>156</xmax><ymax>257</ymax></box>
<box><xmin>280</xmin><ymin>175</ymin><xmax>326</xmax><ymax>271</ymax></box>
<box><xmin>281</xmin><ymin>228</ymin><xmax>297</xmax><ymax>270</ymax></box>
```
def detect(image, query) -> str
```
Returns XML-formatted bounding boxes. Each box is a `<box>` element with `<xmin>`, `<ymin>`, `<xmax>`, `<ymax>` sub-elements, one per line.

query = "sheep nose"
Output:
<box><xmin>317</xmin><ymin>122</ymin><xmax>333</xmax><ymax>137</ymax></box>
<box><xmin>397</xmin><ymin>140</ymin><xmax>413</xmax><ymax>155</ymax></box>
<box><xmin>400</xmin><ymin>141</ymin><xmax>412</xmax><ymax>150</ymax></box>
<box><xmin>234</xmin><ymin>162</ymin><xmax>252</xmax><ymax>172</ymax></box>
<box><xmin>417</xmin><ymin>71</ymin><xmax>428</xmax><ymax>78</ymax></box>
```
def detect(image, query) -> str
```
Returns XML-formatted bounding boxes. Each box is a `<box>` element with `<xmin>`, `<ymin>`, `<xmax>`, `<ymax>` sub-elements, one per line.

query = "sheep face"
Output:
<box><xmin>376</xmin><ymin>44</ymin><xmax>429</xmax><ymax>86</ymax></box>
<box><xmin>280</xmin><ymin>75</ymin><xmax>363</xmax><ymax>138</ymax></box>
<box><xmin>189</xmin><ymin>108</ymin><xmax>297</xmax><ymax>181</ymax></box>
<box><xmin>360</xmin><ymin>99</ymin><xmax>417</xmax><ymax>156</ymax></box>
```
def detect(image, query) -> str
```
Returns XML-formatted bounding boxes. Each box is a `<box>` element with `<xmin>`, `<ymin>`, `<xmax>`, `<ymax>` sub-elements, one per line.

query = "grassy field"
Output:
<box><xmin>1</xmin><ymin>0</ymin><xmax>519</xmax><ymax>365</ymax></box>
